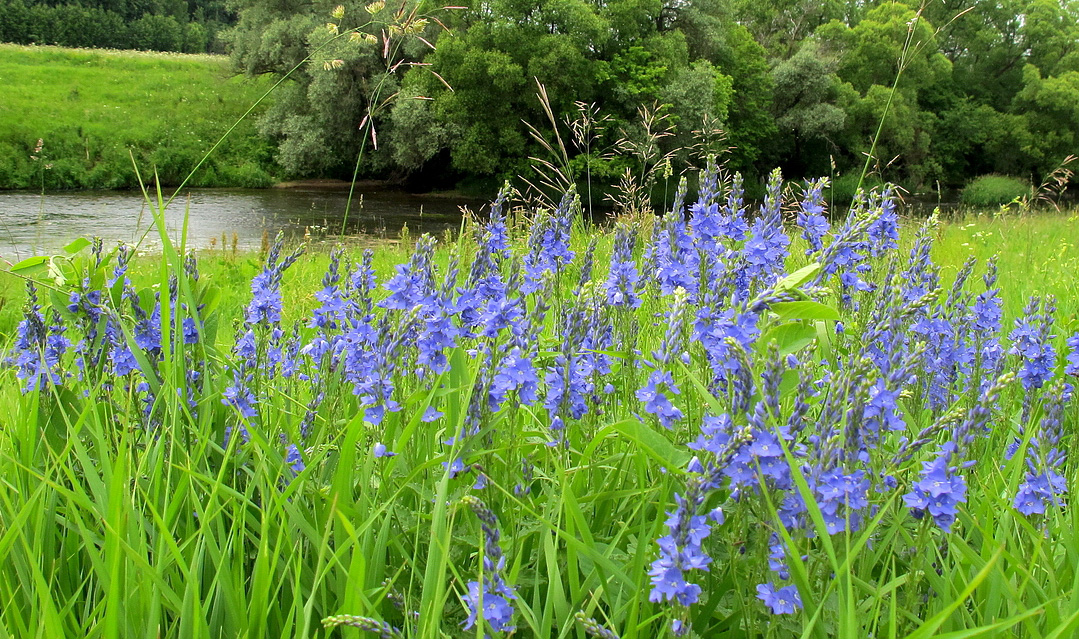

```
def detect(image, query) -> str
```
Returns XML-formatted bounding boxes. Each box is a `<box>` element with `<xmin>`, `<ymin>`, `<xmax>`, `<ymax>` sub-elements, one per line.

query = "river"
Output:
<box><xmin>0</xmin><ymin>187</ymin><xmax>483</xmax><ymax>261</ymax></box>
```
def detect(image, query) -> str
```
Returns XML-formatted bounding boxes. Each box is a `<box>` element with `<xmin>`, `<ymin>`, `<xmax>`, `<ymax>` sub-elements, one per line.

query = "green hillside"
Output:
<box><xmin>0</xmin><ymin>44</ymin><xmax>276</xmax><ymax>190</ymax></box>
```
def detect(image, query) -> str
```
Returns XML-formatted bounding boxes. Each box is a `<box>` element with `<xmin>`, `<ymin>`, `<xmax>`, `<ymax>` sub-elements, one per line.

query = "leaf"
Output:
<box><xmin>758</xmin><ymin>322</ymin><xmax>817</xmax><ymax>355</ymax></box>
<box><xmin>47</xmin><ymin>257</ymin><xmax>70</xmax><ymax>286</ymax></box>
<box><xmin>770</xmin><ymin>300</ymin><xmax>841</xmax><ymax>322</ymax></box>
<box><xmin>775</xmin><ymin>262</ymin><xmax>821</xmax><ymax>291</ymax></box>
<box><xmin>63</xmin><ymin>237</ymin><xmax>92</xmax><ymax>255</ymax></box>
<box><xmin>929</xmin><ymin>607</ymin><xmax>1045</xmax><ymax>638</ymax></box>
<box><xmin>9</xmin><ymin>255</ymin><xmax>48</xmax><ymax>277</ymax></box>
<box><xmin>607</xmin><ymin>418</ymin><xmax>690</xmax><ymax>471</ymax></box>
<box><xmin>904</xmin><ymin>546</ymin><xmax>1004</xmax><ymax>639</ymax></box>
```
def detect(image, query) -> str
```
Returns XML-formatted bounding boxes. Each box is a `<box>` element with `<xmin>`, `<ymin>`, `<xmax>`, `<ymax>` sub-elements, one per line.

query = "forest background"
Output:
<box><xmin>1</xmin><ymin>0</ymin><xmax>1078</xmax><ymax>199</ymax></box>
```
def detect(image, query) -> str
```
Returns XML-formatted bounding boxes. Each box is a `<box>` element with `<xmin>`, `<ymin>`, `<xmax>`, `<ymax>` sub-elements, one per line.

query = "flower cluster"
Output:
<box><xmin>460</xmin><ymin>495</ymin><xmax>517</xmax><ymax>635</ymax></box>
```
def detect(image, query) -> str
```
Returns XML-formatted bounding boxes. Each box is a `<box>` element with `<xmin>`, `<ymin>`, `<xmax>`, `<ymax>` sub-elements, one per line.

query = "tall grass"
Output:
<box><xmin>2</xmin><ymin>176</ymin><xmax>1079</xmax><ymax>638</ymax></box>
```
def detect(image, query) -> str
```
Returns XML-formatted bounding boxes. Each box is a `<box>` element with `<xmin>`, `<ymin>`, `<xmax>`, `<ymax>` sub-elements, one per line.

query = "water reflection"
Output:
<box><xmin>0</xmin><ymin>187</ymin><xmax>481</xmax><ymax>260</ymax></box>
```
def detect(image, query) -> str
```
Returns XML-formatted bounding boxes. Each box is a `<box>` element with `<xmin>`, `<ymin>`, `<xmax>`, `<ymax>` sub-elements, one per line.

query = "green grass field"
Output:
<box><xmin>0</xmin><ymin>44</ymin><xmax>277</xmax><ymax>190</ymax></box>
<box><xmin>931</xmin><ymin>209</ymin><xmax>1079</xmax><ymax>324</ymax></box>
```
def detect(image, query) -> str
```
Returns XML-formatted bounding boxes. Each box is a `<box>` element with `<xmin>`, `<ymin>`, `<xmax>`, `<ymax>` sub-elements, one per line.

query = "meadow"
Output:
<box><xmin>0</xmin><ymin>44</ymin><xmax>277</xmax><ymax>190</ymax></box>
<box><xmin>1</xmin><ymin>173</ymin><xmax>1079</xmax><ymax>639</ymax></box>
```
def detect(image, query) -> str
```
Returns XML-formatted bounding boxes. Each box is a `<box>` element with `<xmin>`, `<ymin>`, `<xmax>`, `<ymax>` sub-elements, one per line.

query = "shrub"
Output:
<box><xmin>828</xmin><ymin>173</ymin><xmax>886</xmax><ymax>205</ymax></box>
<box><xmin>960</xmin><ymin>174</ymin><xmax>1030</xmax><ymax>207</ymax></box>
<box><xmin>218</xmin><ymin>161</ymin><xmax>273</xmax><ymax>188</ymax></box>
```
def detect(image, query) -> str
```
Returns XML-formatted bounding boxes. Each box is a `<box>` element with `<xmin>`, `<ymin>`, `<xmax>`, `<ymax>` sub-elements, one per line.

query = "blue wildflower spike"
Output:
<box><xmin>459</xmin><ymin>495</ymin><xmax>517</xmax><ymax>635</ymax></box>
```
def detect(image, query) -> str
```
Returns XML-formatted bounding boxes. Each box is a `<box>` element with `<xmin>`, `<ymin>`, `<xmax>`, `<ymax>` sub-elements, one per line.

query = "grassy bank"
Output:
<box><xmin>0</xmin><ymin>44</ymin><xmax>277</xmax><ymax>190</ymax></box>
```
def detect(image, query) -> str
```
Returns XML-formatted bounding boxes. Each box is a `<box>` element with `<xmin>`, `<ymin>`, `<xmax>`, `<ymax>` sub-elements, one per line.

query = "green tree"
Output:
<box><xmin>815</xmin><ymin>2</ymin><xmax>951</xmax><ymax>186</ymax></box>
<box><xmin>730</xmin><ymin>0</ymin><xmax>844</xmax><ymax>57</ymax></box>
<box><xmin>769</xmin><ymin>40</ymin><xmax>846</xmax><ymax>176</ymax></box>
<box><xmin>228</xmin><ymin>0</ymin><xmax>439</xmax><ymax>178</ymax></box>
<box><xmin>1013</xmin><ymin>64</ymin><xmax>1079</xmax><ymax>176</ymax></box>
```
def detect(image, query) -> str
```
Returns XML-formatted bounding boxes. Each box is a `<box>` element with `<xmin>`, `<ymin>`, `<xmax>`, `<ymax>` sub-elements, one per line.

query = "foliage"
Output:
<box><xmin>8</xmin><ymin>0</ymin><xmax>1079</xmax><ymax>196</ymax></box>
<box><xmin>0</xmin><ymin>0</ymin><xmax>233</xmax><ymax>52</ymax></box>
<box><xmin>827</xmin><ymin>172</ymin><xmax>883</xmax><ymax>205</ymax></box>
<box><xmin>960</xmin><ymin>174</ymin><xmax>1031</xmax><ymax>207</ymax></box>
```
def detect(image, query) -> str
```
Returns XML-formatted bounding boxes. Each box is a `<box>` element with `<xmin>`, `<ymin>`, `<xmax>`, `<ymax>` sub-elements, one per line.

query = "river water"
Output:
<box><xmin>0</xmin><ymin>187</ymin><xmax>483</xmax><ymax>261</ymax></box>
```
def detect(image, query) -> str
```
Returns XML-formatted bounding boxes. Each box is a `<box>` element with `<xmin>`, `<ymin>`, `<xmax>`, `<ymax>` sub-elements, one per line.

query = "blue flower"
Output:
<box><xmin>444</xmin><ymin>458</ymin><xmax>468</xmax><ymax>478</ymax></box>
<box><xmin>798</xmin><ymin>178</ymin><xmax>830</xmax><ymax>255</ymax></box>
<box><xmin>462</xmin><ymin>581</ymin><xmax>515</xmax><ymax>634</ymax></box>
<box><xmin>460</xmin><ymin>496</ymin><xmax>517</xmax><ymax>634</ymax></box>
<box><xmin>245</xmin><ymin>234</ymin><xmax>304</xmax><ymax>326</ymax></box>
<box><xmin>648</xmin><ymin>490</ymin><xmax>713</xmax><ymax>607</ymax></box>
<box><xmin>380</xmin><ymin>236</ymin><xmax>436</xmax><ymax>311</ymax></box>
<box><xmin>756</xmin><ymin>582</ymin><xmax>802</xmax><ymax>615</ymax></box>
<box><xmin>222</xmin><ymin>369</ymin><xmax>258</xmax><ymax>421</ymax></box>
<box><xmin>9</xmin><ymin>285</ymin><xmax>70</xmax><ymax>393</ymax></box>
<box><xmin>648</xmin><ymin>563</ymin><xmax>702</xmax><ymax>606</ymax></box>
<box><xmin>285</xmin><ymin>444</ymin><xmax>305</xmax><ymax>475</ymax></box>
<box><xmin>373</xmin><ymin>442</ymin><xmax>397</xmax><ymax>458</ymax></box>
<box><xmin>1009</xmin><ymin>296</ymin><xmax>1057</xmax><ymax>391</ymax></box>
<box><xmin>812</xmin><ymin>467</ymin><xmax>870</xmax><ymax>534</ymax></box>
<box><xmin>636</xmin><ymin>369</ymin><xmax>684</xmax><ymax>430</ymax></box>
<box><xmin>310</xmin><ymin>248</ymin><xmax>347</xmax><ymax>330</ymax></box>
<box><xmin>867</xmin><ymin>187</ymin><xmax>899</xmax><ymax>255</ymax></box>
<box><xmin>1014</xmin><ymin>384</ymin><xmax>1069</xmax><ymax>516</ymax></box>
<box><xmin>603</xmin><ymin>224</ymin><xmax>641</xmax><ymax>309</ymax></box>
<box><xmin>1065</xmin><ymin>333</ymin><xmax>1079</xmax><ymax>376</ymax></box>
<box><xmin>235</xmin><ymin>329</ymin><xmax>257</xmax><ymax>363</ymax></box>
<box><xmin>1014</xmin><ymin>471</ymin><xmax>1067</xmax><ymax>515</ymax></box>
<box><xmin>903</xmin><ymin>443</ymin><xmax>967</xmax><ymax>532</ymax></box>
<box><xmin>490</xmin><ymin>348</ymin><xmax>540</xmax><ymax>409</ymax></box>
<box><xmin>485</xmin><ymin>185</ymin><xmax>512</xmax><ymax>259</ymax></box>
<box><xmin>246</xmin><ymin>271</ymin><xmax>283</xmax><ymax>325</ymax></box>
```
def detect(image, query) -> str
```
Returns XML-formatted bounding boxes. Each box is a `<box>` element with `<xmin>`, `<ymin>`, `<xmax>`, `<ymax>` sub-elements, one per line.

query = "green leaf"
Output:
<box><xmin>9</xmin><ymin>255</ymin><xmax>48</xmax><ymax>277</ymax></box>
<box><xmin>62</xmin><ymin>237</ymin><xmax>92</xmax><ymax>255</ymax></box>
<box><xmin>47</xmin><ymin>257</ymin><xmax>70</xmax><ymax>286</ymax></box>
<box><xmin>770</xmin><ymin>300</ymin><xmax>841</xmax><ymax>322</ymax></box>
<box><xmin>758</xmin><ymin>322</ymin><xmax>817</xmax><ymax>355</ymax></box>
<box><xmin>905</xmin><ymin>546</ymin><xmax>1004</xmax><ymax>639</ymax></box>
<box><xmin>775</xmin><ymin>262</ymin><xmax>821</xmax><ymax>291</ymax></box>
<box><xmin>929</xmin><ymin>607</ymin><xmax>1045</xmax><ymax>638</ymax></box>
<box><xmin>607</xmin><ymin>418</ymin><xmax>690</xmax><ymax>471</ymax></box>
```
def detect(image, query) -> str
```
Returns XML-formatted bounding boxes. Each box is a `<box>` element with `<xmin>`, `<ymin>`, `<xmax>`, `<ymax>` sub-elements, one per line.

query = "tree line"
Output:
<box><xmin>224</xmin><ymin>0</ymin><xmax>1079</xmax><ymax>197</ymax></box>
<box><xmin>0</xmin><ymin>0</ymin><xmax>233</xmax><ymax>52</ymax></box>
<box><xmin>3</xmin><ymin>0</ymin><xmax>1077</xmax><ymax>196</ymax></box>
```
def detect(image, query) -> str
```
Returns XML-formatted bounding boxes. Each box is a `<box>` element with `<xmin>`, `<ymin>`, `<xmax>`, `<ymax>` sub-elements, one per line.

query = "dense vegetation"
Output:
<box><xmin>0</xmin><ymin>44</ymin><xmax>277</xmax><ymax>190</ymax></box>
<box><xmin>0</xmin><ymin>0</ymin><xmax>233</xmax><ymax>52</ymax></box>
<box><xmin>3</xmin><ymin>173</ymin><xmax>1079</xmax><ymax>636</ymax></box>
<box><xmin>227</xmin><ymin>0</ymin><xmax>1079</xmax><ymax>197</ymax></box>
<box><xmin>3</xmin><ymin>1</ymin><xmax>1078</xmax><ymax>196</ymax></box>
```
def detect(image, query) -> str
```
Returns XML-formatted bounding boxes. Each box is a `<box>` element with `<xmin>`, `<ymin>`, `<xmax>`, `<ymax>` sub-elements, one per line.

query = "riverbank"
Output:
<box><xmin>0</xmin><ymin>43</ymin><xmax>277</xmax><ymax>190</ymax></box>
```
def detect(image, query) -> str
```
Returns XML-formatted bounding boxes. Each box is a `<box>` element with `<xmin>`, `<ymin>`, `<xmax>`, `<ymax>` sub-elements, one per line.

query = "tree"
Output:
<box><xmin>769</xmin><ymin>40</ymin><xmax>846</xmax><ymax>176</ymax></box>
<box><xmin>814</xmin><ymin>2</ymin><xmax>951</xmax><ymax>186</ymax></box>
<box><xmin>227</xmin><ymin>0</ymin><xmax>441</xmax><ymax>178</ymax></box>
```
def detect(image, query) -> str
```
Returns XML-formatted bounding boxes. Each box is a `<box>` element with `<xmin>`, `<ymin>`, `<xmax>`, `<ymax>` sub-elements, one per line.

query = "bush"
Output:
<box><xmin>217</xmin><ymin>161</ymin><xmax>273</xmax><ymax>188</ymax></box>
<box><xmin>828</xmin><ymin>173</ymin><xmax>886</xmax><ymax>205</ymax></box>
<box><xmin>960</xmin><ymin>174</ymin><xmax>1030</xmax><ymax>207</ymax></box>
<box><xmin>130</xmin><ymin>14</ymin><xmax>184</xmax><ymax>52</ymax></box>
